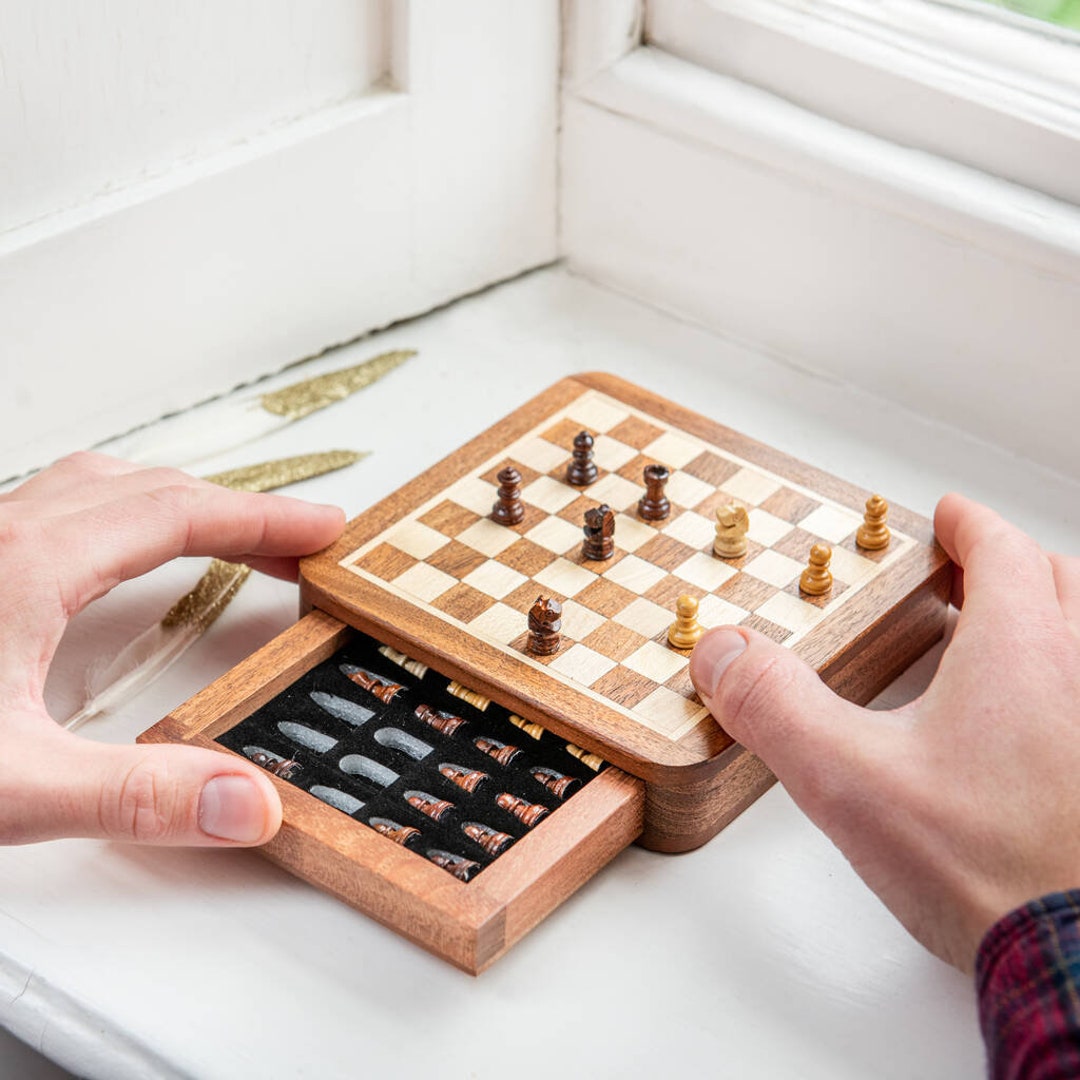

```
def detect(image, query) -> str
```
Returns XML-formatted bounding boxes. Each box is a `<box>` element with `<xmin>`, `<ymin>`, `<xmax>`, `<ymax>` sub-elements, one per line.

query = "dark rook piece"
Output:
<box><xmin>566</xmin><ymin>431</ymin><xmax>598</xmax><ymax>486</ymax></box>
<box><xmin>491</xmin><ymin>465</ymin><xmax>524</xmax><ymax>525</ymax></box>
<box><xmin>526</xmin><ymin>595</ymin><xmax>562</xmax><ymax>656</ymax></box>
<box><xmin>582</xmin><ymin>503</ymin><xmax>615</xmax><ymax>560</ymax></box>
<box><xmin>638</xmin><ymin>464</ymin><xmax>671</xmax><ymax>521</ymax></box>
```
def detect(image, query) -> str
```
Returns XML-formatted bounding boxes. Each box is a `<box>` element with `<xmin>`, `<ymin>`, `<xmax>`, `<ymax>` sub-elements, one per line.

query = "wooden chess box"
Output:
<box><xmin>140</xmin><ymin>374</ymin><xmax>951</xmax><ymax>973</ymax></box>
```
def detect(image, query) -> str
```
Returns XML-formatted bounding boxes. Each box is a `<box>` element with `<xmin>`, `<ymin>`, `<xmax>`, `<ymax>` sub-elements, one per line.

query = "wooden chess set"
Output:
<box><xmin>140</xmin><ymin>373</ymin><xmax>952</xmax><ymax>973</ymax></box>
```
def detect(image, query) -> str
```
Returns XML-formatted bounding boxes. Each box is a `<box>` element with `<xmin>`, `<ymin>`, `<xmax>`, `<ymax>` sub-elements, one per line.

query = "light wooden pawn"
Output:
<box><xmin>713</xmin><ymin>503</ymin><xmax>749</xmax><ymax>558</ymax></box>
<box><xmin>799</xmin><ymin>544</ymin><xmax>833</xmax><ymax>596</ymax></box>
<box><xmin>668</xmin><ymin>594</ymin><xmax>704</xmax><ymax>649</ymax></box>
<box><xmin>856</xmin><ymin>494</ymin><xmax>891</xmax><ymax>550</ymax></box>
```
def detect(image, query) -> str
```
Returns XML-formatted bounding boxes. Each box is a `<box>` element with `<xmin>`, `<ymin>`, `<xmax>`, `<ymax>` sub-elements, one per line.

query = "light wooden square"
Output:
<box><xmin>549</xmin><ymin>644</ymin><xmax>619</xmax><ymax>686</ymax></box>
<box><xmin>592</xmin><ymin>434</ymin><xmax>638</xmax><ymax>472</ymax></box>
<box><xmin>799</xmin><ymin>504</ymin><xmax>863</xmax><ymax>544</ymax></box>
<box><xmin>697</xmin><ymin>594</ymin><xmax>750</xmax><ymax>629</ymax></box>
<box><xmin>623</xmin><ymin>640</ymin><xmax>687</xmax><ymax>683</ymax></box>
<box><xmin>447</xmin><ymin>476</ymin><xmax>498</xmax><ymax>517</ymax></box>
<box><xmin>664</xmin><ymin>471</ymin><xmax>714</xmax><ymax>510</ymax></box>
<box><xmin>634</xmin><ymin>686</ymin><xmax>710</xmax><ymax>738</ymax></box>
<box><xmin>747</xmin><ymin>509</ymin><xmax>795</xmax><ymax>547</ymax></box>
<box><xmin>392</xmin><ymin>562</ymin><xmax>459</xmax><ymax>603</ymax></box>
<box><xmin>567</xmin><ymin>395</ymin><xmax>630</xmax><ymax>433</ymax></box>
<box><xmin>829</xmin><ymin>544</ymin><xmax>881</xmax><ymax>585</ymax></box>
<box><xmin>468</xmin><ymin>601</ymin><xmax>527</xmax><ymax>644</ymax></box>
<box><xmin>612</xmin><ymin>512</ymin><xmax>657</xmax><ymax>552</ymax></box>
<box><xmin>509</xmin><ymin>434</ymin><xmax>571</xmax><ymax>473</ymax></box>
<box><xmin>462</xmin><ymin>560</ymin><xmax>530</xmax><ymax>600</ymax></box>
<box><xmin>674</xmin><ymin>551</ymin><xmax>739</xmax><ymax>592</ymax></box>
<box><xmin>521</xmin><ymin>475</ymin><xmax>579</xmax><ymax>514</ymax></box>
<box><xmin>742</xmin><ymin>549</ymin><xmax>804</xmax><ymax>589</ymax></box>
<box><xmin>560</xmin><ymin>600</ymin><xmax>608</xmax><ymax>641</ymax></box>
<box><xmin>589</xmin><ymin>473</ymin><xmax>642</xmax><ymax>512</ymax></box>
<box><xmin>612</xmin><ymin>596</ymin><xmax>676</xmax><ymax>638</ymax></box>
<box><xmin>456</xmin><ymin>518</ymin><xmax>521</xmax><ymax>558</ymax></box>
<box><xmin>662</xmin><ymin>510</ymin><xmax>715</xmax><ymax>550</ymax></box>
<box><xmin>534</xmin><ymin>557</ymin><xmax>597</xmax><ymax>599</ymax></box>
<box><xmin>604</xmin><ymin>554</ymin><xmax>669</xmax><ymax>594</ymax></box>
<box><xmin>755</xmin><ymin>591</ymin><xmax>825</xmax><ymax>634</ymax></box>
<box><xmin>720</xmin><ymin>467</ymin><xmax>782</xmax><ymax>506</ymax></box>
<box><xmin>643</xmin><ymin>430</ymin><xmax>704</xmax><ymax>469</ymax></box>
<box><xmin>384</xmin><ymin>521</ymin><xmax>451</xmax><ymax>561</ymax></box>
<box><xmin>524</xmin><ymin>515</ymin><xmax>582</xmax><ymax>555</ymax></box>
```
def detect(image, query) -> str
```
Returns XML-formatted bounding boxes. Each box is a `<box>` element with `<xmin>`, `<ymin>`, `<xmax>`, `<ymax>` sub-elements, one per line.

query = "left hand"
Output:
<box><xmin>0</xmin><ymin>452</ymin><xmax>345</xmax><ymax>847</ymax></box>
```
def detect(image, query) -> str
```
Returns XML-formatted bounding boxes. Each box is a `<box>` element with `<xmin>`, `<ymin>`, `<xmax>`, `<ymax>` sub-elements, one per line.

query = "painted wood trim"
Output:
<box><xmin>561</xmin><ymin>47</ymin><xmax>1080</xmax><ymax>481</ymax></box>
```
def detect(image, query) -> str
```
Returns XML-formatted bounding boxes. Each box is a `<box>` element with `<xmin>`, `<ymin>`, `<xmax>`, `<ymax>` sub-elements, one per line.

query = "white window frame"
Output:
<box><xmin>644</xmin><ymin>0</ymin><xmax>1080</xmax><ymax>205</ymax></box>
<box><xmin>560</xmin><ymin>0</ymin><xmax>1080</xmax><ymax>475</ymax></box>
<box><xmin>0</xmin><ymin>1</ymin><xmax>559</xmax><ymax>478</ymax></box>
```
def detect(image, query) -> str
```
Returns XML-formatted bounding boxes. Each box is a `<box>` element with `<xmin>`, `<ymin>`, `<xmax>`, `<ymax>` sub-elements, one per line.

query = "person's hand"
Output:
<box><xmin>690</xmin><ymin>493</ymin><xmax>1080</xmax><ymax>972</ymax></box>
<box><xmin>0</xmin><ymin>452</ymin><xmax>345</xmax><ymax>847</ymax></box>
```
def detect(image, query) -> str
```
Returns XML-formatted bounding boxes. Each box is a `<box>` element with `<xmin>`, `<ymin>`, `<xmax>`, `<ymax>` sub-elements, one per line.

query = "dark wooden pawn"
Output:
<box><xmin>491</xmin><ymin>465</ymin><xmax>524</xmax><ymax>525</ymax></box>
<box><xmin>582</xmin><ymin>504</ymin><xmax>615</xmax><ymax>561</ymax></box>
<box><xmin>566</xmin><ymin>431</ymin><xmax>598</xmax><ymax>486</ymax></box>
<box><xmin>638</xmin><ymin>463</ymin><xmax>671</xmax><ymax>521</ymax></box>
<box><xmin>526</xmin><ymin>596</ymin><xmax>562</xmax><ymax>656</ymax></box>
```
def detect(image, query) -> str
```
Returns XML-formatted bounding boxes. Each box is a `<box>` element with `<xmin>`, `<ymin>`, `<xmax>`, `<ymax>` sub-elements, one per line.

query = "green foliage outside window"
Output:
<box><xmin>983</xmin><ymin>0</ymin><xmax>1080</xmax><ymax>29</ymax></box>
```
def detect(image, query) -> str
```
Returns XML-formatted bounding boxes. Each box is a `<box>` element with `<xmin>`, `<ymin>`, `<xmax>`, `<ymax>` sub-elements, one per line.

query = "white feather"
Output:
<box><xmin>64</xmin><ymin>561</ymin><xmax>250</xmax><ymax>732</ymax></box>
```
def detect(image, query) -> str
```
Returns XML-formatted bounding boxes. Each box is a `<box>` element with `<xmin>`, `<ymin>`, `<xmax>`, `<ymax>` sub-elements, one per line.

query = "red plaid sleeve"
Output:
<box><xmin>977</xmin><ymin>891</ymin><xmax>1080</xmax><ymax>1080</ymax></box>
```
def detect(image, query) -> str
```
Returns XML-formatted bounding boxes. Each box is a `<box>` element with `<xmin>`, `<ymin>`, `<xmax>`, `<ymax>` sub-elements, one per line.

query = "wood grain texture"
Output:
<box><xmin>141</xmin><ymin>373</ymin><xmax>951</xmax><ymax>962</ymax></box>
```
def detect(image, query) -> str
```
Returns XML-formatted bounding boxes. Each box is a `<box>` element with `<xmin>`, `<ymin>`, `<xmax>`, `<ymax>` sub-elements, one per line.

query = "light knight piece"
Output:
<box><xmin>713</xmin><ymin>503</ymin><xmax>749</xmax><ymax>558</ymax></box>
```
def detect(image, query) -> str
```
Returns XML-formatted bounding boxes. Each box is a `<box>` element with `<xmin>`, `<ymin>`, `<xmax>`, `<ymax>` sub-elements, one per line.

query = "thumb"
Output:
<box><xmin>7</xmin><ymin>725</ymin><xmax>282</xmax><ymax>846</ymax></box>
<box><xmin>689</xmin><ymin>627</ymin><xmax>869</xmax><ymax>808</ymax></box>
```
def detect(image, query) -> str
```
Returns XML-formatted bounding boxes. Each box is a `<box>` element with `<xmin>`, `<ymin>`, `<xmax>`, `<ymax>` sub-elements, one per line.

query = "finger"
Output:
<box><xmin>1</xmin><ymin>452</ymin><xmax>150</xmax><ymax>507</ymax></box>
<box><xmin>1050</xmin><ymin>553</ymin><xmax>1080</xmax><ymax>624</ymax></box>
<box><xmin>44</xmin><ymin>486</ymin><xmax>344</xmax><ymax>611</ymax></box>
<box><xmin>1</xmin><ymin>723</ymin><xmax>282</xmax><ymax>846</ymax></box>
<box><xmin>934</xmin><ymin>494</ymin><xmax>1058</xmax><ymax>620</ymax></box>
<box><xmin>689</xmin><ymin>627</ymin><xmax>883</xmax><ymax>815</ymax></box>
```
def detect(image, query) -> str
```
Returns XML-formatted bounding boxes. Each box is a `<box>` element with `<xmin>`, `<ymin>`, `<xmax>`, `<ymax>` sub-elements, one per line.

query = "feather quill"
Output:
<box><xmin>63</xmin><ymin>449</ymin><xmax>366</xmax><ymax>731</ymax></box>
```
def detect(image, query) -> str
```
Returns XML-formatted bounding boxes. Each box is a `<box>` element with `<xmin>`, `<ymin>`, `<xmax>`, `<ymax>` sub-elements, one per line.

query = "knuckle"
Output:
<box><xmin>101</xmin><ymin>758</ymin><xmax>182</xmax><ymax>843</ymax></box>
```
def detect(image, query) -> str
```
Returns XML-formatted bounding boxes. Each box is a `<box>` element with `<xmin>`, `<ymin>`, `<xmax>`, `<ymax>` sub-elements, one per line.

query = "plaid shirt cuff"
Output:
<box><xmin>977</xmin><ymin>890</ymin><xmax>1080</xmax><ymax>1080</ymax></box>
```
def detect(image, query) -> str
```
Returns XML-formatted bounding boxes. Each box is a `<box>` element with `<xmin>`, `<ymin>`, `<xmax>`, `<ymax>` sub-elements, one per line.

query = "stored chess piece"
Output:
<box><xmin>491</xmin><ymin>465</ymin><xmax>524</xmax><ymax>525</ymax></box>
<box><xmin>527</xmin><ymin>595</ymin><xmax>562</xmax><ymax>656</ymax></box>
<box><xmin>341</xmin><ymin>664</ymin><xmax>403</xmax><ymax>703</ymax></box>
<box><xmin>856</xmin><ymin>493</ymin><xmax>891</xmax><ymax>550</ymax></box>
<box><xmin>800</xmin><ymin>544</ymin><xmax>833</xmax><ymax>596</ymax></box>
<box><xmin>638</xmin><ymin>463</ymin><xmax>671</xmax><ymax>521</ymax></box>
<box><xmin>713</xmin><ymin>503</ymin><xmax>749</xmax><ymax>558</ymax></box>
<box><xmin>582</xmin><ymin>503</ymin><xmax>615</xmax><ymax>560</ymax></box>
<box><xmin>667</xmin><ymin>594</ymin><xmax>704</xmax><ymax>649</ymax></box>
<box><xmin>566</xmin><ymin>430</ymin><xmax>598</xmax><ymax>486</ymax></box>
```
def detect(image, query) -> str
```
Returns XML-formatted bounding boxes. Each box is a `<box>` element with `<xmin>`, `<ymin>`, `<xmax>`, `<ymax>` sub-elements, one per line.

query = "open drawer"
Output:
<box><xmin>139</xmin><ymin>609</ymin><xmax>645</xmax><ymax>975</ymax></box>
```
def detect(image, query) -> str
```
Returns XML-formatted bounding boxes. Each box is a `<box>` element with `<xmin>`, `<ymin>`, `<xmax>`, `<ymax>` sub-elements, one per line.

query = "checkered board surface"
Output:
<box><xmin>342</xmin><ymin>390</ymin><xmax>914</xmax><ymax>742</ymax></box>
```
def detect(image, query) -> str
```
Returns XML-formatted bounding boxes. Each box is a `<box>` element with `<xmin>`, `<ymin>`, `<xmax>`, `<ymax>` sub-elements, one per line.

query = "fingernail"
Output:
<box><xmin>690</xmin><ymin>629</ymin><xmax>748</xmax><ymax>701</ymax></box>
<box><xmin>198</xmin><ymin>775</ymin><xmax>268</xmax><ymax>843</ymax></box>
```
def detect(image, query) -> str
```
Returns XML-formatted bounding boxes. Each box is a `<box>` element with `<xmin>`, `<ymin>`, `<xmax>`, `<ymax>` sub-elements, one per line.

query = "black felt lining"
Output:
<box><xmin>217</xmin><ymin>630</ymin><xmax>604</xmax><ymax>880</ymax></box>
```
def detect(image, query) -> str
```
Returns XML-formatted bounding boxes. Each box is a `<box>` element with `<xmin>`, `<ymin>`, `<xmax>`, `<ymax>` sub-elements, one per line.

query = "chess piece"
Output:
<box><xmin>800</xmin><ymin>544</ymin><xmax>833</xmax><ymax>596</ymax></box>
<box><xmin>491</xmin><ymin>465</ymin><xmax>524</xmax><ymax>525</ymax></box>
<box><xmin>667</xmin><ymin>594</ymin><xmax>704</xmax><ymax>649</ymax></box>
<box><xmin>566</xmin><ymin>431</ymin><xmax>598</xmax><ymax>486</ymax></box>
<box><xmin>638</xmin><ymin>464</ymin><xmax>671</xmax><ymax>521</ymax></box>
<box><xmin>713</xmin><ymin>503</ymin><xmax>749</xmax><ymax>558</ymax></box>
<box><xmin>527</xmin><ymin>595</ymin><xmax>562</xmax><ymax>655</ymax></box>
<box><xmin>856</xmin><ymin>493</ymin><xmax>891</xmax><ymax>550</ymax></box>
<box><xmin>582</xmin><ymin>503</ymin><xmax>615</xmax><ymax>560</ymax></box>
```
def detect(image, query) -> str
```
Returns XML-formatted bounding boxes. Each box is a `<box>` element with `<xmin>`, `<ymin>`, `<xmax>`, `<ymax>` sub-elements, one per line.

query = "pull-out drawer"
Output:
<box><xmin>140</xmin><ymin>610</ymin><xmax>644</xmax><ymax>975</ymax></box>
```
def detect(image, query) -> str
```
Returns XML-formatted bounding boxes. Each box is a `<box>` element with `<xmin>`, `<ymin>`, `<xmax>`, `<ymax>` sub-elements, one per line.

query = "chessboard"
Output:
<box><xmin>300</xmin><ymin>373</ymin><xmax>951</xmax><ymax>847</ymax></box>
<box><xmin>142</xmin><ymin>373</ymin><xmax>951</xmax><ymax>972</ymax></box>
